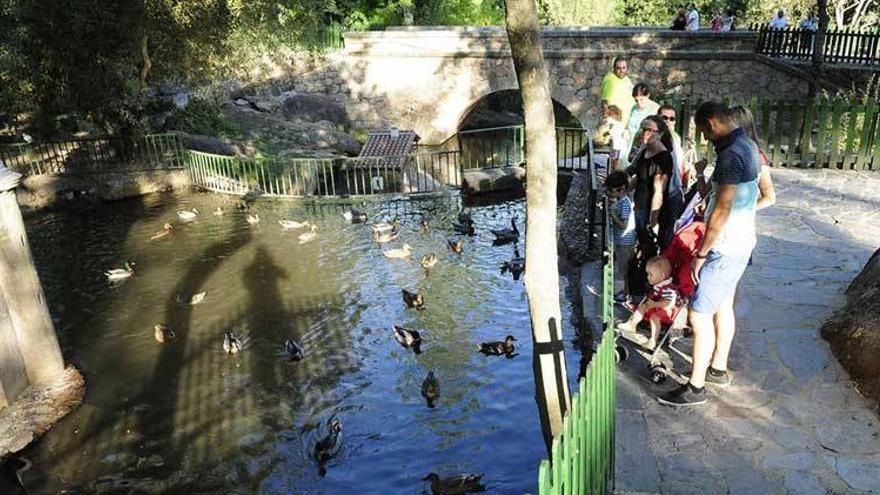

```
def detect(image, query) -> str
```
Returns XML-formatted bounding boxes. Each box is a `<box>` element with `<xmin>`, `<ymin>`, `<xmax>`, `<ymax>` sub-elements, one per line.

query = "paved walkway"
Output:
<box><xmin>614</xmin><ymin>168</ymin><xmax>880</xmax><ymax>494</ymax></box>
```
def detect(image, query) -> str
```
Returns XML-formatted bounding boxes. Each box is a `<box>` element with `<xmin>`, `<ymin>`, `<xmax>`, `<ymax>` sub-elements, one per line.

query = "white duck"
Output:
<box><xmin>298</xmin><ymin>224</ymin><xmax>318</xmax><ymax>244</ymax></box>
<box><xmin>105</xmin><ymin>262</ymin><xmax>135</xmax><ymax>281</ymax></box>
<box><xmin>223</xmin><ymin>331</ymin><xmax>243</xmax><ymax>354</ymax></box>
<box><xmin>246</xmin><ymin>213</ymin><xmax>260</xmax><ymax>225</ymax></box>
<box><xmin>279</xmin><ymin>219</ymin><xmax>309</xmax><ymax>230</ymax></box>
<box><xmin>177</xmin><ymin>209</ymin><xmax>198</xmax><ymax>221</ymax></box>
<box><xmin>372</xmin><ymin>222</ymin><xmax>397</xmax><ymax>234</ymax></box>
<box><xmin>383</xmin><ymin>243</ymin><xmax>412</xmax><ymax>259</ymax></box>
<box><xmin>188</xmin><ymin>292</ymin><xmax>207</xmax><ymax>305</ymax></box>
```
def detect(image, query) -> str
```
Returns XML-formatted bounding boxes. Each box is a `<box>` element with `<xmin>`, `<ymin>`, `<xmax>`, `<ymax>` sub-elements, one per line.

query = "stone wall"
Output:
<box><xmin>284</xmin><ymin>27</ymin><xmax>813</xmax><ymax>144</ymax></box>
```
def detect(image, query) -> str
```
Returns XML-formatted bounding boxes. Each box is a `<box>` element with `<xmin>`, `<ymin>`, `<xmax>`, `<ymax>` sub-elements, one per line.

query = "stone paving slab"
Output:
<box><xmin>612</xmin><ymin>168</ymin><xmax>880</xmax><ymax>494</ymax></box>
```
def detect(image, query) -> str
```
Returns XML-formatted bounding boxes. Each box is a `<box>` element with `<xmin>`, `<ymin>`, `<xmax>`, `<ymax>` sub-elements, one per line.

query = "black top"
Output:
<box><xmin>671</xmin><ymin>18</ymin><xmax>686</xmax><ymax>30</ymax></box>
<box><xmin>626</xmin><ymin>150</ymin><xmax>674</xmax><ymax>212</ymax></box>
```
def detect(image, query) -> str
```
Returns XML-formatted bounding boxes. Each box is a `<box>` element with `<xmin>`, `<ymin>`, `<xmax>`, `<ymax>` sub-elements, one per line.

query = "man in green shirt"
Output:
<box><xmin>600</xmin><ymin>57</ymin><xmax>634</xmax><ymax>127</ymax></box>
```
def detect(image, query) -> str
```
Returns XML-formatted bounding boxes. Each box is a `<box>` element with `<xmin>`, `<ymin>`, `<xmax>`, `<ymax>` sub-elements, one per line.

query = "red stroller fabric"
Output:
<box><xmin>660</xmin><ymin>221</ymin><xmax>706</xmax><ymax>299</ymax></box>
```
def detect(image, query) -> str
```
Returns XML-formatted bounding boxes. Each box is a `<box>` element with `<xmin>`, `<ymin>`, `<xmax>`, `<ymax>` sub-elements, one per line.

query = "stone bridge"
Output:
<box><xmin>292</xmin><ymin>27</ymin><xmax>814</xmax><ymax>144</ymax></box>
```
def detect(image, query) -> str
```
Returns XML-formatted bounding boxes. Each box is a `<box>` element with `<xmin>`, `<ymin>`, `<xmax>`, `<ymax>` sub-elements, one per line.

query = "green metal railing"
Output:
<box><xmin>668</xmin><ymin>97</ymin><xmax>880</xmax><ymax>170</ymax></box>
<box><xmin>187</xmin><ymin>149</ymin><xmax>461</xmax><ymax>197</ymax></box>
<box><xmin>538</xmin><ymin>195</ymin><xmax>616</xmax><ymax>494</ymax></box>
<box><xmin>0</xmin><ymin>133</ymin><xmax>185</xmax><ymax>175</ymax></box>
<box><xmin>457</xmin><ymin>126</ymin><xmax>594</xmax><ymax>171</ymax></box>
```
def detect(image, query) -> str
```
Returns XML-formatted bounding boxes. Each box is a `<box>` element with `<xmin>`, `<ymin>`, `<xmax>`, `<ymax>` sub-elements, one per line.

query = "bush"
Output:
<box><xmin>167</xmin><ymin>99</ymin><xmax>238</xmax><ymax>138</ymax></box>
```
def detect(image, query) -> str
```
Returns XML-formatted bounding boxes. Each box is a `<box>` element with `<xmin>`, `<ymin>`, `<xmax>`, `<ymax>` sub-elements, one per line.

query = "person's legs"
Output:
<box><xmin>688</xmin><ymin>309</ymin><xmax>716</xmax><ymax>388</ymax></box>
<box><xmin>711</xmin><ymin>295</ymin><xmax>736</xmax><ymax>371</ymax></box>
<box><xmin>647</xmin><ymin>315</ymin><xmax>662</xmax><ymax>350</ymax></box>
<box><xmin>616</xmin><ymin>303</ymin><xmax>645</xmax><ymax>332</ymax></box>
<box><xmin>634</xmin><ymin>209</ymin><xmax>650</xmax><ymax>236</ymax></box>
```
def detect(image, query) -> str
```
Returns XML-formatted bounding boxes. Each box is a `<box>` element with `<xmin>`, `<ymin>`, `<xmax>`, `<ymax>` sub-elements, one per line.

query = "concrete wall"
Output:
<box><xmin>287</xmin><ymin>27</ymin><xmax>812</xmax><ymax>144</ymax></box>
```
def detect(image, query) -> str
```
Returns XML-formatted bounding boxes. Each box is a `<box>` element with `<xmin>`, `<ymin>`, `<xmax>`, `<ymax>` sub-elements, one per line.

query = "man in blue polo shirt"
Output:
<box><xmin>659</xmin><ymin>101</ymin><xmax>760</xmax><ymax>407</ymax></box>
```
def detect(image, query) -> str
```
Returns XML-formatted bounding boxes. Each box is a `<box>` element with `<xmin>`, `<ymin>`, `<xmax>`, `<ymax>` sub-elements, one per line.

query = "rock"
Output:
<box><xmin>177</xmin><ymin>133</ymin><xmax>255</xmax><ymax>158</ymax></box>
<box><xmin>761</xmin><ymin>452</ymin><xmax>816</xmax><ymax>471</ymax></box>
<box><xmin>834</xmin><ymin>456</ymin><xmax>880</xmax><ymax>491</ymax></box>
<box><xmin>234</xmin><ymin>98</ymin><xmax>250</xmax><ymax>106</ymax></box>
<box><xmin>784</xmin><ymin>472</ymin><xmax>825</xmax><ymax>495</ymax></box>
<box><xmin>158</xmin><ymin>83</ymin><xmax>187</xmax><ymax>96</ymax></box>
<box><xmin>280</xmin><ymin>93</ymin><xmax>349</xmax><ymax>126</ymax></box>
<box><xmin>462</xmin><ymin>166</ymin><xmax>525</xmax><ymax>195</ymax></box>
<box><xmin>147</xmin><ymin>111</ymin><xmax>172</xmax><ymax>131</ymax></box>
<box><xmin>244</xmin><ymin>95</ymin><xmax>280</xmax><ymax>113</ymax></box>
<box><xmin>172</xmin><ymin>92</ymin><xmax>190</xmax><ymax>109</ymax></box>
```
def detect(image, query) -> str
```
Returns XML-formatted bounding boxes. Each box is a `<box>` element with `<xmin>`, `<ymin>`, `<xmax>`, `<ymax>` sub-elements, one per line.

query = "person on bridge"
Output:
<box><xmin>769</xmin><ymin>9</ymin><xmax>789</xmax><ymax>29</ymax></box>
<box><xmin>600</xmin><ymin>57</ymin><xmax>634</xmax><ymax>127</ymax></box>
<box><xmin>686</xmin><ymin>3</ymin><xmax>700</xmax><ymax>31</ymax></box>
<box><xmin>658</xmin><ymin>101</ymin><xmax>760</xmax><ymax>407</ymax></box>
<box><xmin>625</xmin><ymin>83</ymin><xmax>660</xmax><ymax>153</ymax></box>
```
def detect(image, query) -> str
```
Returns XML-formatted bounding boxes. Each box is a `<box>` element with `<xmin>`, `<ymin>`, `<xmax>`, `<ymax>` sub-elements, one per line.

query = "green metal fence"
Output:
<box><xmin>538</xmin><ymin>195</ymin><xmax>616</xmax><ymax>495</ymax></box>
<box><xmin>669</xmin><ymin>97</ymin><xmax>880</xmax><ymax>170</ymax></box>
<box><xmin>187</xmin><ymin>149</ymin><xmax>461</xmax><ymax>197</ymax></box>
<box><xmin>0</xmin><ymin>133</ymin><xmax>185</xmax><ymax>175</ymax></box>
<box><xmin>457</xmin><ymin>126</ymin><xmax>594</xmax><ymax>171</ymax></box>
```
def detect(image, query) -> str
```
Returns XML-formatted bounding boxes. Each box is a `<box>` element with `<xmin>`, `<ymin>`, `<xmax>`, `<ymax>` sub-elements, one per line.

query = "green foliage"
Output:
<box><xmin>543</xmin><ymin>0</ymin><xmax>619</xmax><ymax>26</ymax></box>
<box><xmin>167</xmin><ymin>99</ymin><xmax>238</xmax><ymax>138</ymax></box>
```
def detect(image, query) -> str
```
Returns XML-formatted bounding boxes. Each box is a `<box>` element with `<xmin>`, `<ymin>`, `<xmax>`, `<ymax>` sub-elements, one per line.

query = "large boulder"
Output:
<box><xmin>821</xmin><ymin>247</ymin><xmax>880</xmax><ymax>413</ymax></box>
<box><xmin>280</xmin><ymin>93</ymin><xmax>349</xmax><ymax>127</ymax></box>
<box><xmin>177</xmin><ymin>132</ymin><xmax>256</xmax><ymax>157</ymax></box>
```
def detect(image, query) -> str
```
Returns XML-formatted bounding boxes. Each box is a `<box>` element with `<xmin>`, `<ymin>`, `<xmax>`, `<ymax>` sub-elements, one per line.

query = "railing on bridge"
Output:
<box><xmin>458</xmin><ymin>126</ymin><xmax>593</xmax><ymax>171</ymax></box>
<box><xmin>538</xmin><ymin>188</ymin><xmax>616</xmax><ymax>494</ymax></box>
<box><xmin>0</xmin><ymin>134</ymin><xmax>185</xmax><ymax>176</ymax></box>
<box><xmin>669</xmin><ymin>97</ymin><xmax>880</xmax><ymax>170</ymax></box>
<box><xmin>755</xmin><ymin>25</ymin><xmax>880</xmax><ymax>66</ymax></box>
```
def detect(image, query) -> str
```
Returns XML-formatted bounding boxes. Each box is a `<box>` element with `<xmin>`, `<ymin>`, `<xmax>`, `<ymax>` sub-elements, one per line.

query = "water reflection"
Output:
<box><xmin>21</xmin><ymin>191</ymin><xmax>584</xmax><ymax>493</ymax></box>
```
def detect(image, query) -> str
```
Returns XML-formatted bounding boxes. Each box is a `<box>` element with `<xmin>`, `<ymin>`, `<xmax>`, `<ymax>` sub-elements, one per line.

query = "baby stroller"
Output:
<box><xmin>615</xmin><ymin>220</ymin><xmax>706</xmax><ymax>384</ymax></box>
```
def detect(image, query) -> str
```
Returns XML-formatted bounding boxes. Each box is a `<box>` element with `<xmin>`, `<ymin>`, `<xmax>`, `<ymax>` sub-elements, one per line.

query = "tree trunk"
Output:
<box><xmin>503</xmin><ymin>0</ymin><xmax>571</xmax><ymax>445</ymax></box>
<box><xmin>139</xmin><ymin>34</ymin><xmax>152</xmax><ymax>93</ymax></box>
<box><xmin>814</xmin><ymin>0</ymin><xmax>828</xmax><ymax>66</ymax></box>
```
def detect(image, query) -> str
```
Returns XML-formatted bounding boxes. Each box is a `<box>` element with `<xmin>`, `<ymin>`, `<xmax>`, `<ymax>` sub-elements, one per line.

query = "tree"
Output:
<box><xmin>503</xmin><ymin>0</ymin><xmax>571</xmax><ymax>443</ymax></box>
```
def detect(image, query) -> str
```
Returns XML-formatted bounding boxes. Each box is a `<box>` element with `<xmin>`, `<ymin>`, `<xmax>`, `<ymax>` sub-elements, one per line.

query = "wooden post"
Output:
<box><xmin>814</xmin><ymin>0</ymin><xmax>828</xmax><ymax>67</ymax></box>
<box><xmin>0</xmin><ymin>165</ymin><xmax>65</xmax><ymax>389</ymax></box>
<box><xmin>503</xmin><ymin>0</ymin><xmax>571</xmax><ymax>444</ymax></box>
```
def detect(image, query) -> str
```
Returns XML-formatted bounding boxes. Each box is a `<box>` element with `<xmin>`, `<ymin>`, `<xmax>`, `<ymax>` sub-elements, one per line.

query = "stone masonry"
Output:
<box><xmin>284</xmin><ymin>27</ymin><xmax>811</xmax><ymax>144</ymax></box>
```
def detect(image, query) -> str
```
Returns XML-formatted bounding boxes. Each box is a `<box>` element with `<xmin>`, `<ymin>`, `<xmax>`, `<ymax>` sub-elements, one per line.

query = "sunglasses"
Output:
<box><xmin>640</xmin><ymin>127</ymin><xmax>659</xmax><ymax>133</ymax></box>
<box><xmin>661</xmin><ymin>115</ymin><xmax>677</xmax><ymax>122</ymax></box>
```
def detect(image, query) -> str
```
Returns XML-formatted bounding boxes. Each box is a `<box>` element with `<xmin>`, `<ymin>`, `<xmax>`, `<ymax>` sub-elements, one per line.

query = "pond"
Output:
<box><xmin>20</xmin><ymin>191</ymin><xmax>588</xmax><ymax>493</ymax></box>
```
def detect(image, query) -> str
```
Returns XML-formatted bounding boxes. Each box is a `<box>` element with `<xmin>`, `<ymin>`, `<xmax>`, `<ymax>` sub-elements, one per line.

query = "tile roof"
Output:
<box><xmin>359</xmin><ymin>130</ymin><xmax>420</xmax><ymax>158</ymax></box>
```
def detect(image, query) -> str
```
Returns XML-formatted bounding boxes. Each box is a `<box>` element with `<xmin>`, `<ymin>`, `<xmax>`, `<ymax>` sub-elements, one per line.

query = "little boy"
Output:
<box><xmin>594</xmin><ymin>104</ymin><xmax>627</xmax><ymax>170</ymax></box>
<box><xmin>605</xmin><ymin>171</ymin><xmax>636</xmax><ymax>302</ymax></box>
<box><xmin>615</xmin><ymin>256</ymin><xmax>683</xmax><ymax>349</ymax></box>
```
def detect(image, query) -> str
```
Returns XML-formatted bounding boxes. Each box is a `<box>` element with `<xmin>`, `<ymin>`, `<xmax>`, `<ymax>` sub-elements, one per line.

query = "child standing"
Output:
<box><xmin>615</xmin><ymin>256</ymin><xmax>684</xmax><ymax>349</ymax></box>
<box><xmin>605</xmin><ymin>171</ymin><xmax>636</xmax><ymax>302</ymax></box>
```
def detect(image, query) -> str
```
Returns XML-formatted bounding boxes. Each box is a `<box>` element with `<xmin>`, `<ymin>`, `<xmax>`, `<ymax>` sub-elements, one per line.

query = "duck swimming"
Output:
<box><xmin>314</xmin><ymin>419</ymin><xmax>343</xmax><ymax>475</ymax></box>
<box><xmin>422</xmin><ymin>472</ymin><xmax>485</xmax><ymax>495</ymax></box>
<box><xmin>343</xmin><ymin>209</ymin><xmax>367</xmax><ymax>223</ymax></box>
<box><xmin>105</xmin><ymin>262</ymin><xmax>134</xmax><ymax>281</ymax></box>
<box><xmin>457</xmin><ymin>210</ymin><xmax>473</xmax><ymax>226</ymax></box>
<box><xmin>150</xmin><ymin>223</ymin><xmax>173</xmax><ymax>241</ymax></box>
<box><xmin>246</xmin><ymin>213</ymin><xmax>260</xmax><ymax>225</ymax></box>
<box><xmin>392</xmin><ymin>325</ymin><xmax>422</xmax><ymax>353</ymax></box>
<box><xmin>478</xmin><ymin>335</ymin><xmax>517</xmax><ymax>356</ymax></box>
<box><xmin>177</xmin><ymin>209</ymin><xmax>198</xmax><ymax>221</ymax></box>
<box><xmin>298</xmin><ymin>224</ymin><xmax>318</xmax><ymax>244</ymax></box>
<box><xmin>420</xmin><ymin>253</ymin><xmax>438</xmax><ymax>270</ymax></box>
<box><xmin>154</xmin><ymin>324</ymin><xmax>175</xmax><ymax>343</ymax></box>
<box><xmin>187</xmin><ymin>291</ymin><xmax>207</xmax><ymax>305</ymax></box>
<box><xmin>491</xmin><ymin>217</ymin><xmax>520</xmax><ymax>244</ymax></box>
<box><xmin>223</xmin><ymin>331</ymin><xmax>243</xmax><ymax>354</ymax></box>
<box><xmin>420</xmin><ymin>218</ymin><xmax>430</xmax><ymax>231</ymax></box>
<box><xmin>373</xmin><ymin>228</ymin><xmax>400</xmax><ymax>244</ymax></box>
<box><xmin>447</xmin><ymin>238</ymin><xmax>463</xmax><ymax>254</ymax></box>
<box><xmin>284</xmin><ymin>338</ymin><xmax>305</xmax><ymax>361</ymax></box>
<box><xmin>402</xmin><ymin>289</ymin><xmax>425</xmax><ymax>310</ymax></box>
<box><xmin>372</xmin><ymin>221</ymin><xmax>397</xmax><ymax>234</ymax></box>
<box><xmin>383</xmin><ymin>243</ymin><xmax>412</xmax><ymax>259</ymax></box>
<box><xmin>421</xmin><ymin>370</ymin><xmax>440</xmax><ymax>408</ymax></box>
<box><xmin>452</xmin><ymin>221</ymin><xmax>475</xmax><ymax>236</ymax></box>
<box><xmin>279</xmin><ymin>219</ymin><xmax>309</xmax><ymax>230</ymax></box>
<box><xmin>501</xmin><ymin>247</ymin><xmax>526</xmax><ymax>280</ymax></box>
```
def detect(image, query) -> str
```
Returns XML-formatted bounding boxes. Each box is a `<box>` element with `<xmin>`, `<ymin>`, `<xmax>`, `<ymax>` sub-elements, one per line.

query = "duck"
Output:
<box><xmin>402</xmin><ymin>289</ymin><xmax>425</xmax><ymax>310</ymax></box>
<box><xmin>422</xmin><ymin>472</ymin><xmax>485</xmax><ymax>495</ymax></box>
<box><xmin>213</xmin><ymin>207</ymin><xmax>224</xmax><ymax>216</ymax></box>
<box><xmin>246</xmin><ymin>213</ymin><xmax>260</xmax><ymax>225</ymax></box>
<box><xmin>105</xmin><ymin>262</ymin><xmax>135</xmax><ymax>281</ymax></box>
<box><xmin>452</xmin><ymin>221</ymin><xmax>475</xmax><ymax>236</ymax></box>
<box><xmin>373</xmin><ymin>228</ymin><xmax>400</xmax><ymax>244</ymax></box>
<box><xmin>420</xmin><ymin>253</ymin><xmax>438</xmax><ymax>270</ymax></box>
<box><xmin>177</xmin><ymin>209</ymin><xmax>198</xmax><ymax>221</ymax></box>
<box><xmin>491</xmin><ymin>217</ymin><xmax>520</xmax><ymax>244</ymax></box>
<box><xmin>284</xmin><ymin>338</ymin><xmax>305</xmax><ymax>362</ymax></box>
<box><xmin>392</xmin><ymin>325</ymin><xmax>422</xmax><ymax>353</ymax></box>
<box><xmin>0</xmin><ymin>456</ymin><xmax>31</xmax><ymax>495</ymax></box>
<box><xmin>314</xmin><ymin>419</ymin><xmax>343</xmax><ymax>467</ymax></box>
<box><xmin>501</xmin><ymin>247</ymin><xmax>526</xmax><ymax>279</ymax></box>
<box><xmin>421</xmin><ymin>370</ymin><xmax>440</xmax><ymax>408</ymax></box>
<box><xmin>298</xmin><ymin>225</ymin><xmax>318</xmax><ymax>244</ymax></box>
<box><xmin>223</xmin><ymin>330</ymin><xmax>243</xmax><ymax>354</ymax></box>
<box><xmin>478</xmin><ymin>335</ymin><xmax>517</xmax><ymax>356</ymax></box>
<box><xmin>383</xmin><ymin>243</ymin><xmax>412</xmax><ymax>259</ymax></box>
<box><xmin>372</xmin><ymin>221</ymin><xmax>397</xmax><ymax>234</ymax></box>
<box><xmin>420</xmin><ymin>218</ymin><xmax>430</xmax><ymax>231</ymax></box>
<box><xmin>154</xmin><ymin>324</ymin><xmax>175</xmax><ymax>343</ymax></box>
<box><xmin>342</xmin><ymin>209</ymin><xmax>367</xmax><ymax>223</ymax></box>
<box><xmin>447</xmin><ymin>238</ymin><xmax>463</xmax><ymax>254</ymax></box>
<box><xmin>150</xmin><ymin>223</ymin><xmax>173</xmax><ymax>241</ymax></box>
<box><xmin>279</xmin><ymin>219</ymin><xmax>309</xmax><ymax>230</ymax></box>
<box><xmin>187</xmin><ymin>291</ymin><xmax>207</xmax><ymax>305</ymax></box>
<box><xmin>457</xmin><ymin>210</ymin><xmax>474</xmax><ymax>226</ymax></box>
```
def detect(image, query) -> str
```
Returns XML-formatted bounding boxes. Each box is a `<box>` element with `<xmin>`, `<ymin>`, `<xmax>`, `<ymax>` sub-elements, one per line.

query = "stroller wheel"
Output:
<box><xmin>615</xmin><ymin>345</ymin><xmax>629</xmax><ymax>364</ymax></box>
<box><xmin>649</xmin><ymin>363</ymin><xmax>668</xmax><ymax>384</ymax></box>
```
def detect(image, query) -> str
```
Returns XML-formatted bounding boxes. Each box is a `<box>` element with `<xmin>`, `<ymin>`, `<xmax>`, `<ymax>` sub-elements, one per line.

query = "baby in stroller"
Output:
<box><xmin>615</xmin><ymin>256</ymin><xmax>684</xmax><ymax>349</ymax></box>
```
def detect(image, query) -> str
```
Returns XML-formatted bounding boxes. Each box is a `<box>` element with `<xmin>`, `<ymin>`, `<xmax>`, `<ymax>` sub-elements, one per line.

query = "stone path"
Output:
<box><xmin>613</xmin><ymin>168</ymin><xmax>880</xmax><ymax>494</ymax></box>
